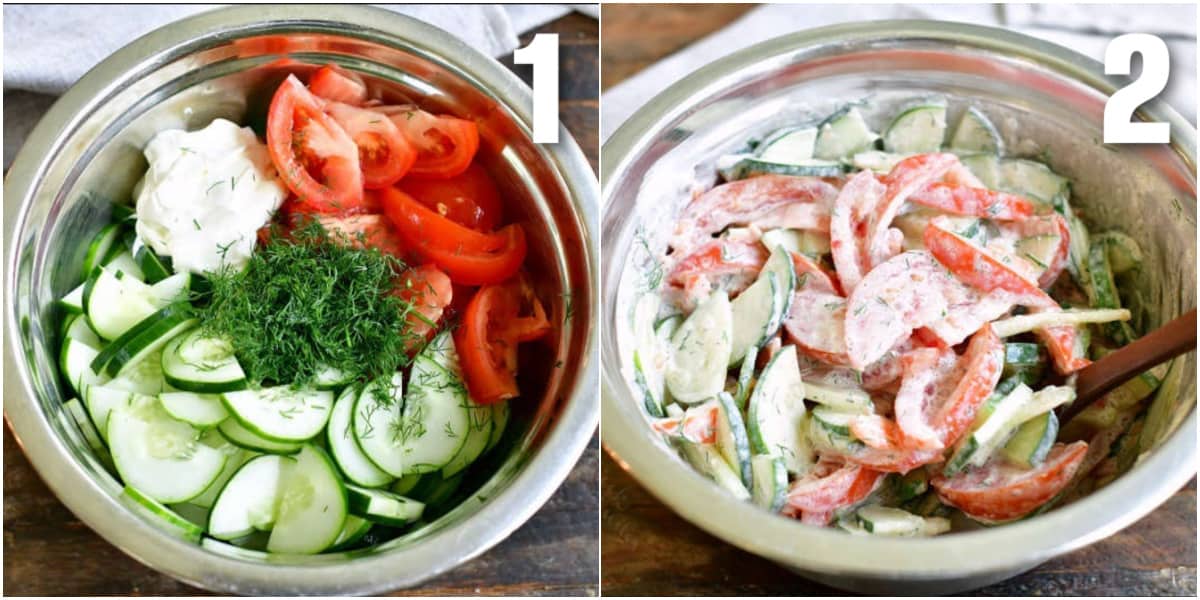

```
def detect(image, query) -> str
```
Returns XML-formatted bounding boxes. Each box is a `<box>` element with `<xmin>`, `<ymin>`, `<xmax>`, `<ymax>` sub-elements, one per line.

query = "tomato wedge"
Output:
<box><xmin>308</xmin><ymin>64</ymin><xmax>368</xmax><ymax>105</ymax></box>
<box><xmin>267</xmin><ymin>75</ymin><xmax>364</xmax><ymax>214</ymax></box>
<box><xmin>399</xmin><ymin>162</ymin><xmax>504</xmax><ymax>231</ymax></box>
<box><xmin>893</xmin><ymin>347</ymin><xmax>958</xmax><ymax>450</ymax></box>
<box><xmin>652</xmin><ymin>402</ymin><xmax>720</xmax><ymax>444</ymax></box>
<box><xmin>395</xmin><ymin>264</ymin><xmax>453</xmax><ymax>347</ymax></box>
<box><xmin>325</xmin><ymin>102</ymin><xmax>416</xmax><ymax>189</ymax></box>
<box><xmin>932</xmin><ymin>441</ymin><xmax>1088</xmax><ymax>523</ymax></box>
<box><xmin>785</xmin><ymin>461</ymin><xmax>884</xmax><ymax>514</ymax></box>
<box><xmin>829</xmin><ymin>170</ymin><xmax>886</xmax><ymax>295</ymax></box>
<box><xmin>380</xmin><ymin>186</ymin><xmax>526</xmax><ymax>285</ymax></box>
<box><xmin>455</xmin><ymin>279</ymin><xmax>551</xmax><ymax>404</ymax></box>
<box><xmin>381</xmin><ymin>107</ymin><xmax>480</xmax><ymax>178</ymax></box>
<box><xmin>909</xmin><ymin>183</ymin><xmax>1036</xmax><ymax>221</ymax></box>
<box><xmin>316</xmin><ymin>214</ymin><xmax>407</xmax><ymax>260</ymax></box>
<box><xmin>934</xmin><ymin>324</ymin><xmax>1004</xmax><ymax>448</ymax></box>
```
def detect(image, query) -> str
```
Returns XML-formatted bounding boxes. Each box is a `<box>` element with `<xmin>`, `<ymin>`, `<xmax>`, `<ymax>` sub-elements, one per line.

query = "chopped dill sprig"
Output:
<box><xmin>197</xmin><ymin>217</ymin><xmax>420</xmax><ymax>387</ymax></box>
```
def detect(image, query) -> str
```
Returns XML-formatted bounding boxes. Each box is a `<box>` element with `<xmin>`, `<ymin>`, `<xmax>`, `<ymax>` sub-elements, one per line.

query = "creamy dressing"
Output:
<box><xmin>135</xmin><ymin>118</ymin><xmax>287</xmax><ymax>274</ymax></box>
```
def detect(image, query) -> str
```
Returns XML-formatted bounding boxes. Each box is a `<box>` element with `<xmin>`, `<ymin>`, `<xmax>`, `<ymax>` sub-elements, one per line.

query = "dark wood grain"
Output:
<box><xmin>3</xmin><ymin>12</ymin><xmax>599</xmax><ymax>597</ymax></box>
<box><xmin>599</xmin><ymin>4</ymin><xmax>1197</xmax><ymax>596</ymax></box>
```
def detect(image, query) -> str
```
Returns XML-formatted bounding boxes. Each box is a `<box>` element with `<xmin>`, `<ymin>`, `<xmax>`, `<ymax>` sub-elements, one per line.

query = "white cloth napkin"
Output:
<box><xmin>3</xmin><ymin>4</ymin><xmax>583</xmax><ymax>167</ymax></box>
<box><xmin>602</xmin><ymin>3</ymin><xmax>1197</xmax><ymax>140</ymax></box>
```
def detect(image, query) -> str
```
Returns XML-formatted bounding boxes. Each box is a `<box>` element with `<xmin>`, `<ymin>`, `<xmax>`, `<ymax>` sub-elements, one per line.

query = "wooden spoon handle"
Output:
<box><xmin>1062</xmin><ymin>308</ymin><xmax>1196</xmax><ymax>424</ymax></box>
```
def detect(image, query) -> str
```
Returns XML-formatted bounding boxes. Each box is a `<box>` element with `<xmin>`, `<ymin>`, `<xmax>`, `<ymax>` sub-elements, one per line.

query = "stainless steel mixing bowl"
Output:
<box><xmin>4</xmin><ymin>5</ymin><xmax>598</xmax><ymax>595</ymax></box>
<box><xmin>601</xmin><ymin>21</ymin><xmax>1195</xmax><ymax>595</ymax></box>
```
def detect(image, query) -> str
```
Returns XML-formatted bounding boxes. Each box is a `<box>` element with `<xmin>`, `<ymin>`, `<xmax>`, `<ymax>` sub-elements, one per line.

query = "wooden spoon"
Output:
<box><xmin>1060</xmin><ymin>308</ymin><xmax>1196</xmax><ymax>424</ymax></box>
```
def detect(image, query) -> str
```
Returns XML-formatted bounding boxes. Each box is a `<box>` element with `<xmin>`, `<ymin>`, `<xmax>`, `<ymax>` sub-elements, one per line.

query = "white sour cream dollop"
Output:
<box><xmin>135</xmin><ymin>118</ymin><xmax>287</xmax><ymax>274</ymax></box>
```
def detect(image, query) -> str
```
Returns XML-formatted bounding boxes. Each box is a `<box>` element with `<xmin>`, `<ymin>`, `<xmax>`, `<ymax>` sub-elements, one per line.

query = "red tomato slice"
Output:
<box><xmin>829</xmin><ymin>170</ymin><xmax>886</xmax><ymax>295</ymax></box>
<box><xmin>782</xmin><ymin>288</ymin><xmax>851</xmax><ymax>366</ymax></box>
<box><xmin>395</xmin><ymin>264</ymin><xmax>453</xmax><ymax>347</ymax></box>
<box><xmin>398</xmin><ymin>162</ymin><xmax>504</xmax><ymax>231</ymax></box>
<box><xmin>909</xmin><ymin>183</ymin><xmax>1036</xmax><ymax>221</ymax></box>
<box><xmin>924</xmin><ymin>215</ymin><xmax>1057</xmax><ymax>307</ymax></box>
<box><xmin>843</xmin><ymin>250</ymin><xmax>953</xmax><ymax>370</ymax></box>
<box><xmin>866</xmin><ymin>153</ymin><xmax>959</xmax><ymax>267</ymax></box>
<box><xmin>317</xmin><ymin>214</ymin><xmax>407</xmax><ymax>260</ymax></box>
<box><xmin>380</xmin><ymin>187</ymin><xmax>526</xmax><ymax>285</ymax></box>
<box><xmin>267</xmin><ymin>75</ymin><xmax>364</xmax><ymax>214</ymax></box>
<box><xmin>849</xmin><ymin>415</ymin><xmax>906</xmax><ymax>450</ymax></box>
<box><xmin>667</xmin><ymin>237</ymin><xmax>766</xmax><ymax>288</ymax></box>
<box><xmin>932</xmin><ymin>441</ymin><xmax>1088</xmax><ymax>523</ymax></box>
<box><xmin>893</xmin><ymin>346</ymin><xmax>959</xmax><ymax>450</ymax></box>
<box><xmin>672</xmin><ymin>175</ymin><xmax>839</xmax><ymax>256</ymax></box>
<box><xmin>308</xmin><ymin>65</ymin><xmax>368</xmax><ymax>105</ymax></box>
<box><xmin>674</xmin><ymin>401</ymin><xmax>720</xmax><ymax>445</ymax></box>
<box><xmin>455</xmin><ymin>279</ymin><xmax>551</xmax><ymax>404</ymax></box>
<box><xmin>785</xmin><ymin>461</ymin><xmax>884</xmax><ymax>514</ymax></box>
<box><xmin>325</xmin><ymin>102</ymin><xmax>416</xmax><ymax>189</ymax></box>
<box><xmin>1035</xmin><ymin>320</ymin><xmax>1092</xmax><ymax>375</ymax></box>
<box><xmin>934</xmin><ymin>324</ymin><xmax>1004</xmax><ymax>447</ymax></box>
<box><xmin>381</xmin><ymin>107</ymin><xmax>480</xmax><ymax>178</ymax></box>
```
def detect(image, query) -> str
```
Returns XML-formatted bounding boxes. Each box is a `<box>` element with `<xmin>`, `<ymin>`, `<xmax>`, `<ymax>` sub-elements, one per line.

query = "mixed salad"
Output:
<box><xmin>57</xmin><ymin>65</ymin><xmax>551</xmax><ymax>555</ymax></box>
<box><xmin>631</xmin><ymin>99</ymin><xmax>1165</xmax><ymax>535</ymax></box>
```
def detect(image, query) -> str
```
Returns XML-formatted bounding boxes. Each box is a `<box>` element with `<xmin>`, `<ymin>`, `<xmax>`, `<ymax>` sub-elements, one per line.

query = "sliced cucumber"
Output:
<box><xmin>123</xmin><ymin>485</ymin><xmax>204</xmax><ymax>543</ymax></box>
<box><xmin>747</xmin><ymin>346</ymin><xmax>811</xmax><ymax>475</ymax></box>
<box><xmin>346</xmin><ymin>484</ymin><xmax>425</xmax><ymax>527</ymax></box>
<box><xmin>65</xmin><ymin>397</ymin><xmax>113</xmax><ymax>467</ymax></box>
<box><xmin>944</xmin><ymin>383</ymin><xmax>1034</xmax><ymax>476</ymax></box>
<box><xmin>64</xmin><ymin>314</ymin><xmax>101</xmax><ymax>348</ymax></box>
<box><xmin>313</xmin><ymin>365</ymin><xmax>355</xmax><ymax>390</ymax></box>
<box><xmin>713</xmin><ymin>391</ymin><xmax>752</xmax><ymax>488</ymax></box>
<box><xmin>999</xmin><ymin>159</ymin><xmax>1068</xmax><ymax>205</ymax></box>
<box><xmin>486</xmin><ymin>401</ymin><xmax>510</xmax><ymax>454</ymax></box>
<box><xmin>949</xmin><ymin>107</ymin><xmax>1003</xmax><ymax>154</ymax></box>
<box><xmin>1015</xmin><ymin>234</ymin><xmax>1061</xmax><ymax>277</ymax></box>
<box><xmin>82</xmin><ymin>222</ymin><xmax>125</xmax><ymax>280</ymax></box>
<box><xmin>749</xmin><ymin>454</ymin><xmax>787</xmax><ymax>512</ymax></box>
<box><xmin>665</xmin><ymin>291</ymin><xmax>733</xmax><ymax>404</ymax></box>
<box><xmin>959</xmin><ymin>153</ymin><xmax>1001</xmax><ymax>189</ymax></box>
<box><xmin>814</xmin><ymin>106</ymin><xmax>879</xmax><ymax>159</ymax></box>
<box><xmin>190</xmin><ymin>447</ymin><xmax>251</xmax><ymax>509</ymax></box>
<box><xmin>808</xmin><ymin>407</ymin><xmax>865</xmax><ymax>455</ymax></box>
<box><xmin>883</xmin><ymin>100</ymin><xmax>947</xmax><ymax>154</ymax></box>
<box><xmin>104</xmin><ymin>349</ymin><xmax>167</xmax><ymax>394</ymax></box>
<box><xmin>1003</xmin><ymin>343</ymin><xmax>1042</xmax><ymax>368</ymax></box>
<box><xmin>848</xmin><ymin>151</ymin><xmax>911</xmax><ymax>174</ymax></box>
<box><xmin>758</xmin><ymin>126</ymin><xmax>818</xmax><ymax>163</ymax></box>
<box><xmin>895</xmin><ymin>469</ymin><xmax>929</xmax><ymax>502</ymax></box>
<box><xmin>86</xmin><ymin>269</ymin><xmax>189</xmax><ymax>341</ymax></box>
<box><xmin>1013</xmin><ymin>385</ymin><xmax>1076</xmax><ymax>424</ymax></box>
<box><xmin>90</xmin><ymin>303</ymin><xmax>197</xmax><ymax>377</ymax></box>
<box><xmin>442</xmin><ymin>396</ymin><xmax>492</xmax><ymax>478</ymax></box>
<box><xmin>856</xmin><ymin>505</ymin><xmax>949</xmax><ymax>537</ymax></box>
<box><xmin>221</xmin><ymin>386</ymin><xmax>333</xmax><ymax>443</ymax></box>
<box><xmin>108</xmin><ymin>395</ymin><xmax>229</xmax><ymax>503</ymax></box>
<box><xmin>162</xmin><ymin>328</ymin><xmax>247</xmax><ymax>393</ymax></box>
<box><xmin>991</xmin><ymin>308</ymin><xmax>1130</xmax><ymax>337</ymax></box>
<box><xmin>391</xmin><ymin>473</ymin><xmax>423</xmax><ymax>496</ymax></box>
<box><xmin>632</xmin><ymin>293</ymin><xmax>668</xmax><ymax>418</ymax></box>
<box><xmin>59</xmin><ymin>283</ymin><xmax>86</xmax><ymax>314</ymax></box>
<box><xmin>208</xmin><ymin>454</ymin><xmax>292</xmax><ymax>540</ymax></box>
<box><xmin>328</xmin><ymin>386</ymin><xmax>393</xmax><ymax>488</ymax></box>
<box><xmin>131</xmin><ymin>236</ymin><xmax>172</xmax><ymax>283</ymax></box>
<box><xmin>760</xmin><ymin>244</ymin><xmax>796</xmax><ymax>331</ymax></box>
<box><xmin>732</xmin><ymin>344</ymin><xmax>758</xmax><ymax>410</ymax></box>
<box><xmin>218</xmin><ymin>418</ymin><xmax>303</xmax><ymax>454</ymax></box>
<box><xmin>1087</xmin><ymin>240</ymin><xmax>1137</xmax><ymax>345</ymax></box>
<box><xmin>160</xmin><ymin>391</ymin><xmax>229</xmax><ymax>428</ymax></box>
<box><xmin>61</xmin><ymin>337</ymin><xmax>108</xmax><ymax>396</ymax></box>
<box><xmin>724</xmin><ymin>157</ymin><xmax>848</xmax><ymax>180</ymax></box>
<box><xmin>266</xmin><ymin>445</ymin><xmax>347</xmax><ymax>554</ymax></box>
<box><xmin>760</xmin><ymin>228</ymin><xmax>830</xmax><ymax>258</ymax></box>
<box><xmin>729</xmin><ymin>271</ymin><xmax>779</xmax><ymax>366</ymax></box>
<box><xmin>1092</xmin><ymin>231</ymin><xmax>1143</xmax><ymax>275</ymax></box>
<box><xmin>329</xmin><ymin>516</ymin><xmax>373</xmax><ymax>551</ymax></box>
<box><xmin>104</xmin><ymin>249</ymin><xmax>146</xmax><ymax>282</ymax></box>
<box><xmin>1001</xmin><ymin>410</ymin><xmax>1058</xmax><ymax>468</ymax></box>
<box><xmin>803</xmin><ymin>382</ymin><xmax>873</xmax><ymax>414</ymax></box>
<box><xmin>676</xmin><ymin>438</ymin><xmax>750</xmax><ymax>501</ymax></box>
<box><xmin>83</xmin><ymin>383</ymin><xmax>132</xmax><ymax>440</ymax></box>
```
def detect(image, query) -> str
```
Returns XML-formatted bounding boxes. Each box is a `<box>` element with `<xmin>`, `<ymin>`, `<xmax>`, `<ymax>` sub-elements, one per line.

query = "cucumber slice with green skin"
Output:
<box><xmin>65</xmin><ymin>397</ymin><xmax>113</xmax><ymax>468</ymax></box>
<box><xmin>732</xmin><ymin>344</ymin><xmax>758</xmax><ymax>410</ymax></box>
<box><xmin>811</xmin><ymin>406</ymin><xmax>856</xmax><ymax>437</ymax></box>
<box><xmin>665</xmin><ymin>291</ymin><xmax>733</xmax><ymax>404</ymax></box>
<box><xmin>111</xmin><ymin>202</ymin><xmax>136</xmax><ymax>222</ymax></box>
<box><xmin>814</xmin><ymin>106</ymin><xmax>880</xmax><ymax>159</ymax></box>
<box><xmin>758</xmin><ymin>126</ymin><xmax>818</xmax><ymax>163</ymax></box>
<box><xmin>131</xmin><ymin>237</ymin><xmax>172</xmax><ymax>283</ymax></box>
<box><xmin>760</xmin><ymin>245</ymin><xmax>796</xmax><ymax>332</ymax></box>
<box><xmin>329</xmin><ymin>516</ymin><xmax>373</xmax><ymax>551</ymax></box>
<box><xmin>749</xmin><ymin>454</ymin><xmax>787</xmax><ymax>512</ymax></box>
<box><xmin>724</xmin><ymin>157</ymin><xmax>848</xmax><ymax>180</ymax></box>
<box><xmin>949</xmin><ymin>107</ymin><xmax>1004</xmax><ymax>154</ymax></box>
<box><xmin>62</xmin><ymin>337</ymin><xmax>108</xmax><ymax>397</ymax></box>
<box><xmin>747</xmin><ymin>346</ymin><xmax>811</xmax><ymax>475</ymax></box>
<box><xmin>328</xmin><ymin>386</ymin><xmax>393</xmax><ymax>488</ymax></box>
<box><xmin>1087</xmin><ymin>240</ymin><xmax>1137</xmax><ymax>345</ymax></box>
<box><xmin>59</xmin><ymin>283</ymin><xmax>86</xmax><ymax>314</ymax></box>
<box><xmin>103</xmin><ymin>250</ymin><xmax>146</xmax><ymax>282</ymax></box>
<box><xmin>632</xmin><ymin>293</ymin><xmax>668</xmax><ymax>418</ymax></box>
<box><xmin>108</xmin><ymin>395</ymin><xmax>229</xmax><ymax>503</ymax></box>
<box><xmin>123</xmin><ymin>485</ymin><xmax>204</xmax><ymax>543</ymax></box>
<box><xmin>221</xmin><ymin>386</ymin><xmax>333</xmax><ymax>443</ymax></box>
<box><xmin>160</xmin><ymin>391</ymin><xmax>229</xmax><ymax>428</ymax></box>
<box><xmin>713</xmin><ymin>391</ymin><xmax>753</xmax><ymax>488</ymax></box>
<box><xmin>1092</xmin><ymin>231</ymin><xmax>1143</xmax><ymax>275</ymax></box>
<box><xmin>1015</xmin><ymin>234</ymin><xmax>1061</xmax><ymax>276</ymax></box>
<box><xmin>83</xmin><ymin>383</ymin><xmax>132</xmax><ymax>440</ymax></box>
<box><xmin>90</xmin><ymin>303</ymin><xmax>197</xmax><ymax>377</ymax></box>
<box><xmin>407</xmin><ymin>472</ymin><xmax>464</xmax><ymax>510</ymax></box>
<box><xmin>804</xmin><ymin>382</ymin><xmax>873</xmax><ymax>414</ymax></box>
<box><xmin>208</xmin><ymin>454</ymin><xmax>292</xmax><ymax>540</ymax></box>
<box><xmin>390</xmin><ymin>473</ymin><xmax>423</xmax><ymax>495</ymax></box>
<box><xmin>64</xmin><ymin>314</ymin><xmax>101</xmax><ymax>348</ymax></box>
<box><xmin>82</xmin><ymin>223</ymin><xmax>126</xmax><ymax>280</ymax></box>
<box><xmin>883</xmin><ymin>101</ymin><xmax>947</xmax><ymax>154</ymax></box>
<box><xmin>266</xmin><ymin>445</ymin><xmax>348</xmax><ymax>554</ymax></box>
<box><xmin>760</xmin><ymin>228</ymin><xmax>830</xmax><ymax>258</ymax></box>
<box><xmin>856</xmin><ymin>505</ymin><xmax>950</xmax><ymax>536</ymax></box>
<box><xmin>959</xmin><ymin>153</ymin><xmax>1001</xmax><ymax>189</ymax></box>
<box><xmin>346</xmin><ymin>484</ymin><xmax>425</xmax><ymax>527</ymax></box>
<box><xmin>353</xmin><ymin>373</ymin><xmax>410</xmax><ymax>477</ymax></box>
<box><xmin>485</xmin><ymin>401</ymin><xmax>510</xmax><ymax>454</ymax></box>
<box><xmin>190</xmin><ymin>448</ymin><xmax>252</xmax><ymax>509</ymax></box>
<box><xmin>895</xmin><ymin>469</ymin><xmax>929</xmax><ymax>502</ymax></box>
<box><xmin>1013</xmin><ymin>385</ymin><xmax>1076</xmax><ymax>424</ymax></box>
<box><xmin>944</xmin><ymin>383</ymin><xmax>1034</xmax><ymax>476</ymax></box>
<box><xmin>729</xmin><ymin>271</ymin><xmax>779</xmax><ymax>366</ymax></box>
<box><xmin>162</xmin><ymin>328</ymin><xmax>247</xmax><ymax>393</ymax></box>
<box><xmin>105</xmin><ymin>349</ymin><xmax>167</xmax><ymax>394</ymax></box>
<box><xmin>1001</xmin><ymin>410</ymin><xmax>1058</xmax><ymax>468</ymax></box>
<box><xmin>808</xmin><ymin>408</ymin><xmax>866</xmax><ymax>456</ymax></box>
<box><xmin>86</xmin><ymin>269</ymin><xmax>190</xmax><ymax>341</ymax></box>
<box><xmin>312</xmin><ymin>365</ymin><xmax>356</xmax><ymax>390</ymax></box>
<box><xmin>218</xmin><ymin>418</ymin><xmax>303</xmax><ymax>454</ymax></box>
<box><xmin>442</xmin><ymin>397</ymin><xmax>493</xmax><ymax>478</ymax></box>
<box><xmin>848</xmin><ymin>151</ymin><xmax>911</xmax><ymax>173</ymax></box>
<box><xmin>1003</xmin><ymin>343</ymin><xmax>1042</xmax><ymax>368</ymax></box>
<box><xmin>999</xmin><ymin>159</ymin><xmax>1069</xmax><ymax>206</ymax></box>
<box><xmin>675</xmin><ymin>437</ymin><xmax>751</xmax><ymax>501</ymax></box>
<box><xmin>991</xmin><ymin>308</ymin><xmax>1130</xmax><ymax>337</ymax></box>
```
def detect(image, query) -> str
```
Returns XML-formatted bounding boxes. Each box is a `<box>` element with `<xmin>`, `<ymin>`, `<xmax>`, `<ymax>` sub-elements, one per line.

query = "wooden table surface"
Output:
<box><xmin>3</xmin><ymin>12</ymin><xmax>599</xmax><ymax>597</ymax></box>
<box><xmin>599</xmin><ymin>4</ymin><xmax>1197</xmax><ymax>596</ymax></box>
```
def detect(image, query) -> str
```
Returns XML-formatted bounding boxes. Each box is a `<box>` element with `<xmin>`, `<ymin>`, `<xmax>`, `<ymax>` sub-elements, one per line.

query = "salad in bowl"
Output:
<box><xmin>55</xmin><ymin>64</ymin><xmax>549</xmax><ymax>556</ymax></box>
<box><xmin>628</xmin><ymin>98</ymin><xmax>1163</xmax><ymax>536</ymax></box>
